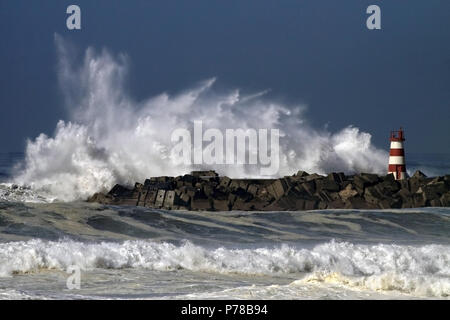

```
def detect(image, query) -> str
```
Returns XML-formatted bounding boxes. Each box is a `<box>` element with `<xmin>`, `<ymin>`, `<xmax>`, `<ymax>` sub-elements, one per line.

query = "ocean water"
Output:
<box><xmin>1</xmin><ymin>39</ymin><xmax>449</xmax><ymax>300</ymax></box>
<box><xmin>0</xmin><ymin>153</ymin><xmax>449</xmax><ymax>300</ymax></box>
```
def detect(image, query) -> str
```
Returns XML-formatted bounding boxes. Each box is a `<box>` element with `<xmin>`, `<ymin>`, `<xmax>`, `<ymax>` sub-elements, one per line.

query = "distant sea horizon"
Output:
<box><xmin>1</xmin><ymin>151</ymin><xmax>449</xmax><ymax>182</ymax></box>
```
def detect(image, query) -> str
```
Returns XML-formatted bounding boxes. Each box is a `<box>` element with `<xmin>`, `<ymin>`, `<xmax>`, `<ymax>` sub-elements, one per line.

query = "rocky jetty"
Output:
<box><xmin>88</xmin><ymin>170</ymin><xmax>450</xmax><ymax>211</ymax></box>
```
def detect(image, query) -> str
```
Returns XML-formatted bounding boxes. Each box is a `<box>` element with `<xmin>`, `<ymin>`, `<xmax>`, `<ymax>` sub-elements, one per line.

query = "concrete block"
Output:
<box><xmin>155</xmin><ymin>190</ymin><xmax>166</xmax><ymax>207</ymax></box>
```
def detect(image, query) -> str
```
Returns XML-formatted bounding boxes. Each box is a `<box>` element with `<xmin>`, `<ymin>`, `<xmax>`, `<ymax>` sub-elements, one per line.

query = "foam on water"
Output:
<box><xmin>0</xmin><ymin>239</ymin><xmax>448</xmax><ymax>297</ymax></box>
<box><xmin>0</xmin><ymin>183</ymin><xmax>51</xmax><ymax>203</ymax></box>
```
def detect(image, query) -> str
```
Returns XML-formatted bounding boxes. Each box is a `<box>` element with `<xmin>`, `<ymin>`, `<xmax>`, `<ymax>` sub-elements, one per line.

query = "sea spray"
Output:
<box><xmin>11</xmin><ymin>36</ymin><xmax>388</xmax><ymax>201</ymax></box>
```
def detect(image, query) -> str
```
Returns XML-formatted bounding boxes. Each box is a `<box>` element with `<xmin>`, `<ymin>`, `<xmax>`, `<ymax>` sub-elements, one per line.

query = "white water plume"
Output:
<box><xmin>11</xmin><ymin>35</ymin><xmax>388</xmax><ymax>201</ymax></box>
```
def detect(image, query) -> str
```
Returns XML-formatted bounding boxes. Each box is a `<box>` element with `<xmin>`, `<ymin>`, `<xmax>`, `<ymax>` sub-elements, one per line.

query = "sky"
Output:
<box><xmin>0</xmin><ymin>0</ymin><xmax>449</xmax><ymax>154</ymax></box>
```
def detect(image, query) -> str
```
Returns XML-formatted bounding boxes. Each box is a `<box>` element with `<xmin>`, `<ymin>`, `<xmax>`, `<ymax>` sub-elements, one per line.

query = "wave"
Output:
<box><xmin>0</xmin><ymin>239</ymin><xmax>448</xmax><ymax>297</ymax></box>
<box><xmin>295</xmin><ymin>270</ymin><xmax>448</xmax><ymax>298</ymax></box>
<box><xmin>7</xmin><ymin>35</ymin><xmax>388</xmax><ymax>202</ymax></box>
<box><xmin>0</xmin><ymin>183</ymin><xmax>50</xmax><ymax>203</ymax></box>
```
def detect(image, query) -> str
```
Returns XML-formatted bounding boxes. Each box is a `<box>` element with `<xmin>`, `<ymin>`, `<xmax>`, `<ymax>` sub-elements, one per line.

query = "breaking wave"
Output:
<box><xmin>0</xmin><ymin>183</ymin><xmax>50</xmax><ymax>203</ymax></box>
<box><xmin>10</xmin><ymin>35</ymin><xmax>388</xmax><ymax>201</ymax></box>
<box><xmin>0</xmin><ymin>239</ymin><xmax>448</xmax><ymax>297</ymax></box>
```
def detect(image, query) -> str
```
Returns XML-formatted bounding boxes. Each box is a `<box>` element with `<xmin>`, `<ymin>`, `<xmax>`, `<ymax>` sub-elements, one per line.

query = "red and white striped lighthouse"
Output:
<box><xmin>388</xmin><ymin>128</ymin><xmax>407</xmax><ymax>180</ymax></box>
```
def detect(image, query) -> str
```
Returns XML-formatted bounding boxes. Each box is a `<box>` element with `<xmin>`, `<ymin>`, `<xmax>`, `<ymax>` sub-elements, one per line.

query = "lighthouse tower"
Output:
<box><xmin>388</xmin><ymin>128</ymin><xmax>407</xmax><ymax>180</ymax></box>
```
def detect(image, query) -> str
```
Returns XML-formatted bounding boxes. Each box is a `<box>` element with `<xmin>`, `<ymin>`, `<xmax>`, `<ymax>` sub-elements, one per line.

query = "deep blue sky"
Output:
<box><xmin>0</xmin><ymin>0</ymin><xmax>449</xmax><ymax>153</ymax></box>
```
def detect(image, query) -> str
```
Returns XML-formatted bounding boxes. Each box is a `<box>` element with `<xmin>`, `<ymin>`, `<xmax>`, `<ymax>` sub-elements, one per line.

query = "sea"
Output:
<box><xmin>0</xmin><ymin>152</ymin><xmax>449</xmax><ymax>300</ymax></box>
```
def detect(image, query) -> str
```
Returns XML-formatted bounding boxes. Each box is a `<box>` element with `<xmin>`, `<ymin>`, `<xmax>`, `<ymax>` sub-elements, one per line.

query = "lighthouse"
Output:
<box><xmin>388</xmin><ymin>128</ymin><xmax>407</xmax><ymax>180</ymax></box>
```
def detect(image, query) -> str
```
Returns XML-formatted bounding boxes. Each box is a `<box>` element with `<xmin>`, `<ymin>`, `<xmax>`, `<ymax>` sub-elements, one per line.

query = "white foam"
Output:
<box><xmin>0</xmin><ymin>239</ymin><xmax>448</xmax><ymax>297</ymax></box>
<box><xmin>10</xmin><ymin>36</ymin><xmax>388</xmax><ymax>201</ymax></box>
<box><xmin>0</xmin><ymin>183</ymin><xmax>51</xmax><ymax>203</ymax></box>
<box><xmin>295</xmin><ymin>271</ymin><xmax>449</xmax><ymax>298</ymax></box>
<box><xmin>0</xmin><ymin>289</ymin><xmax>38</xmax><ymax>300</ymax></box>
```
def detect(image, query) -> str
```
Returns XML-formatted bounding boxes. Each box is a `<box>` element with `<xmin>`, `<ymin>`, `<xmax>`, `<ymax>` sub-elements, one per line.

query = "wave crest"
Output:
<box><xmin>0</xmin><ymin>239</ymin><xmax>448</xmax><ymax>297</ymax></box>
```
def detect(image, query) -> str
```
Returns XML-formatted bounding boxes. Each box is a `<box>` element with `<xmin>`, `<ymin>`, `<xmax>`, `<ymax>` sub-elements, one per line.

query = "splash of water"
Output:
<box><xmin>11</xmin><ymin>35</ymin><xmax>388</xmax><ymax>201</ymax></box>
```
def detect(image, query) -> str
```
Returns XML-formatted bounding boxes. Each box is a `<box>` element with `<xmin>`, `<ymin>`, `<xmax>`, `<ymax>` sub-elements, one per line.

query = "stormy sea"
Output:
<box><xmin>0</xmin><ymin>153</ymin><xmax>449</xmax><ymax>300</ymax></box>
<box><xmin>0</xmin><ymin>41</ymin><xmax>449</xmax><ymax>300</ymax></box>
